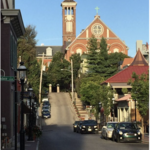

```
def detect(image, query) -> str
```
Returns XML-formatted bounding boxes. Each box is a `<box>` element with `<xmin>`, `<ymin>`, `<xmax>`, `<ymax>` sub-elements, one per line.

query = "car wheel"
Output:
<box><xmin>76</xmin><ymin>129</ymin><xmax>78</xmax><ymax>133</ymax></box>
<box><xmin>117</xmin><ymin>136</ymin><xmax>120</xmax><ymax>143</ymax></box>
<box><xmin>105</xmin><ymin>134</ymin><xmax>108</xmax><ymax>140</ymax></box>
<box><xmin>112</xmin><ymin>134</ymin><xmax>115</xmax><ymax>141</ymax></box>
<box><xmin>101</xmin><ymin>134</ymin><xmax>104</xmax><ymax>139</ymax></box>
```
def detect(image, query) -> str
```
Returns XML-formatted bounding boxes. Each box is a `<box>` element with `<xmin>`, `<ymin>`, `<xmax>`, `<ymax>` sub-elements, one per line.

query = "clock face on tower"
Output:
<box><xmin>91</xmin><ymin>23</ymin><xmax>104</xmax><ymax>36</ymax></box>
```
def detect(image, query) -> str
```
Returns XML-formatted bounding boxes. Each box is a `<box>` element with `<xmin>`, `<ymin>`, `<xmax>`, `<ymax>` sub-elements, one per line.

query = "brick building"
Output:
<box><xmin>1</xmin><ymin>0</ymin><xmax>25</xmax><ymax>147</ymax></box>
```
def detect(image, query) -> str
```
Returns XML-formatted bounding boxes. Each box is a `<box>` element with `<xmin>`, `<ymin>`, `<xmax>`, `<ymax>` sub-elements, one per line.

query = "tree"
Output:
<box><xmin>17</xmin><ymin>25</ymin><xmax>40</xmax><ymax>100</ymax></box>
<box><xmin>46</xmin><ymin>52</ymin><xmax>71</xmax><ymax>91</ymax></box>
<box><xmin>86</xmin><ymin>36</ymin><xmax>130</xmax><ymax>79</ymax></box>
<box><xmin>79</xmin><ymin>74</ymin><xmax>113</xmax><ymax>120</ymax></box>
<box><xmin>128</xmin><ymin>72</ymin><xmax>149</xmax><ymax>138</ymax></box>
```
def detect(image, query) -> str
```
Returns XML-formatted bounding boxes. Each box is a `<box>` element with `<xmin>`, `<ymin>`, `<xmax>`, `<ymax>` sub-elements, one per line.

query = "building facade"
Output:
<box><xmin>1</xmin><ymin>0</ymin><xmax>25</xmax><ymax>147</ymax></box>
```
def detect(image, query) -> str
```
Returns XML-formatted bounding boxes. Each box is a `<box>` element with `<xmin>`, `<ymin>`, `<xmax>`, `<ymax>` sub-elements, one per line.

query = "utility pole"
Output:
<box><xmin>71</xmin><ymin>59</ymin><xmax>74</xmax><ymax>102</ymax></box>
<box><xmin>39</xmin><ymin>53</ymin><xmax>44</xmax><ymax>104</ymax></box>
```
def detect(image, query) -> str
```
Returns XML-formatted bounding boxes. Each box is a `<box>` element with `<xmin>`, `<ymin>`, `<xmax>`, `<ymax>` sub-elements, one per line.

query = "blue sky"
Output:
<box><xmin>15</xmin><ymin>0</ymin><xmax>149</xmax><ymax>57</ymax></box>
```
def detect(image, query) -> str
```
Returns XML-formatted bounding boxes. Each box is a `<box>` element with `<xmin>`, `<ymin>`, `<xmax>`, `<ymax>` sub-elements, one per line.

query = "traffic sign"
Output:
<box><xmin>1</xmin><ymin>76</ymin><xmax>15</xmax><ymax>81</ymax></box>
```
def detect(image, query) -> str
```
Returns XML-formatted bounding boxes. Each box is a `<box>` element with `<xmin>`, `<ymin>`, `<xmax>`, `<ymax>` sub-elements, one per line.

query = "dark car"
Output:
<box><xmin>73</xmin><ymin>121</ymin><xmax>82</xmax><ymax>132</ymax></box>
<box><xmin>42</xmin><ymin>111</ymin><xmax>51</xmax><ymax>118</ymax></box>
<box><xmin>76</xmin><ymin>121</ymin><xmax>84</xmax><ymax>133</ymax></box>
<box><xmin>112</xmin><ymin>122</ymin><xmax>142</xmax><ymax>143</ymax></box>
<box><xmin>43</xmin><ymin>101</ymin><xmax>50</xmax><ymax>107</ymax></box>
<box><xmin>80</xmin><ymin>120</ymin><xmax>98</xmax><ymax>134</ymax></box>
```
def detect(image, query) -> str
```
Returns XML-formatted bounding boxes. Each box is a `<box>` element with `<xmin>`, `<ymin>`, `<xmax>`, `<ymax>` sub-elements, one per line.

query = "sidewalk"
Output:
<box><xmin>4</xmin><ymin>136</ymin><xmax>39</xmax><ymax>150</ymax></box>
<box><xmin>143</xmin><ymin>133</ymin><xmax>149</xmax><ymax>143</ymax></box>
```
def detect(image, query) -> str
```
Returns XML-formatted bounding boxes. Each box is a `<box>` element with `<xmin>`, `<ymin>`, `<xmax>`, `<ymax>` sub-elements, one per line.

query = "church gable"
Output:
<box><xmin>65</xmin><ymin>15</ymin><xmax>128</xmax><ymax>61</ymax></box>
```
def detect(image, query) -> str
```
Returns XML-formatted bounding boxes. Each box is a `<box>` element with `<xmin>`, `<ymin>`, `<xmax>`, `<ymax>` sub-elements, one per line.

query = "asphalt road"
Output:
<box><xmin>39</xmin><ymin>93</ymin><xmax>149</xmax><ymax>150</ymax></box>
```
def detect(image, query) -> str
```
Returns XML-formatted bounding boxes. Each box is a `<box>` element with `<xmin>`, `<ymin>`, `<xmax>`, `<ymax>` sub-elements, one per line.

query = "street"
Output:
<box><xmin>39</xmin><ymin>93</ymin><xmax>149</xmax><ymax>150</ymax></box>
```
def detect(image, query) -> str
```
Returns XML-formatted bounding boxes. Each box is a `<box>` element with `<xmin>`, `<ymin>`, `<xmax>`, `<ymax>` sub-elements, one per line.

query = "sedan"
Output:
<box><xmin>80</xmin><ymin>120</ymin><xmax>98</xmax><ymax>134</ymax></box>
<box><xmin>42</xmin><ymin>111</ymin><xmax>51</xmax><ymax>118</ymax></box>
<box><xmin>112</xmin><ymin>122</ymin><xmax>142</xmax><ymax>143</ymax></box>
<box><xmin>101</xmin><ymin>122</ymin><xmax>118</xmax><ymax>140</ymax></box>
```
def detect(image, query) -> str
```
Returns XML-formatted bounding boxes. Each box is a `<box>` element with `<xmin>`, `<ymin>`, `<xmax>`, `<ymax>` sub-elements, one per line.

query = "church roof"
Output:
<box><xmin>103</xmin><ymin>49</ymin><xmax>149</xmax><ymax>83</ymax></box>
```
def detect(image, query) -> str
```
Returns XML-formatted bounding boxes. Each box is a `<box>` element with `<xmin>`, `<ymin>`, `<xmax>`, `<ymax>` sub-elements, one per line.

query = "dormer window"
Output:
<box><xmin>46</xmin><ymin>47</ymin><xmax>52</xmax><ymax>56</ymax></box>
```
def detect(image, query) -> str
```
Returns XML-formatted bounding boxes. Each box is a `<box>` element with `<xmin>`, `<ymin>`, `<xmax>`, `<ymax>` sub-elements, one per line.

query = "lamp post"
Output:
<box><xmin>99</xmin><ymin>102</ymin><xmax>102</xmax><ymax>130</ymax></box>
<box><xmin>135</xmin><ymin>99</ymin><xmax>136</xmax><ymax>121</ymax></box>
<box><xmin>17</xmin><ymin>62</ymin><xmax>27</xmax><ymax>150</ymax></box>
<box><xmin>28</xmin><ymin>86</ymin><xmax>33</xmax><ymax>141</ymax></box>
<box><xmin>112</xmin><ymin>98</ymin><xmax>115</xmax><ymax>121</ymax></box>
<box><xmin>61</xmin><ymin>59</ymin><xmax>74</xmax><ymax>102</ymax></box>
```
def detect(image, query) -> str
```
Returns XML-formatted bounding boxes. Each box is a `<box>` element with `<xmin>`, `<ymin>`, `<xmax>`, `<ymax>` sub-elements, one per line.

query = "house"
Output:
<box><xmin>1</xmin><ymin>0</ymin><xmax>25</xmax><ymax>147</ymax></box>
<box><xmin>102</xmin><ymin>49</ymin><xmax>149</xmax><ymax>124</ymax></box>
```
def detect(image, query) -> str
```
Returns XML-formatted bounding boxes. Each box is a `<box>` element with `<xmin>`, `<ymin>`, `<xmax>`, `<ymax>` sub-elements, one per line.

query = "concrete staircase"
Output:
<box><xmin>74</xmin><ymin>93</ymin><xmax>88</xmax><ymax>120</ymax></box>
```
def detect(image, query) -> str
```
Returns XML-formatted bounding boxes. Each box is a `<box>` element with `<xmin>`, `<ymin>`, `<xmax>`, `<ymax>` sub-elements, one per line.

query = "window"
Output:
<box><xmin>76</xmin><ymin>49</ymin><xmax>82</xmax><ymax>56</ymax></box>
<box><xmin>46</xmin><ymin>47</ymin><xmax>52</xmax><ymax>56</ymax></box>
<box><xmin>92</xmin><ymin>23</ymin><xmax>104</xmax><ymax>36</ymax></box>
<box><xmin>114</xmin><ymin>48</ymin><xmax>119</xmax><ymax>53</ymax></box>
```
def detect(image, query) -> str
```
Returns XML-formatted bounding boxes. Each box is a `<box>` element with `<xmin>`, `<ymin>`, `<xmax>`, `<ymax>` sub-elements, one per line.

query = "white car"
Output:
<box><xmin>101</xmin><ymin>122</ymin><xmax>118</xmax><ymax>140</ymax></box>
<box><xmin>42</xmin><ymin>98</ymin><xmax>49</xmax><ymax>102</ymax></box>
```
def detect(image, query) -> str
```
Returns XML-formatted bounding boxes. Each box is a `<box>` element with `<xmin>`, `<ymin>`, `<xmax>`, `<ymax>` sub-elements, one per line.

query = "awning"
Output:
<box><xmin>115</xmin><ymin>94</ymin><xmax>131</xmax><ymax>101</ymax></box>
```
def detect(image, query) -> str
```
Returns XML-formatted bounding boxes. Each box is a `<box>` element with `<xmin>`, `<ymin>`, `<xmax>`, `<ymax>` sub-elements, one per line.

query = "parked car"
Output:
<box><xmin>80</xmin><ymin>120</ymin><xmax>98</xmax><ymax>134</ymax></box>
<box><xmin>42</xmin><ymin>111</ymin><xmax>51</xmax><ymax>118</ymax></box>
<box><xmin>43</xmin><ymin>101</ymin><xmax>50</xmax><ymax>108</ymax></box>
<box><xmin>76</xmin><ymin>121</ymin><xmax>84</xmax><ymax>133</ymax></box>
<box><xmin>101</xmin><ymin>122</ymin><xmax>118</xmax><ymax>140</ymax></box>
<box><xmin>42</xmin><ymin>98</ymin><xmax>49</xmax><ymax>102</ymax></box>
<box><xmin>42</xmin><ymin>106</ymin><xmax>50</xmax><ymax>112</ymax></box>
<box><xmin>112</xmin><ymin>122</ymin><xmax>142</xmax><ymax>143</ymax></box>
<box><xmin>73</xmin><ymin>121</ymin><xmax>80</xmax><ymax>132</ymax></box>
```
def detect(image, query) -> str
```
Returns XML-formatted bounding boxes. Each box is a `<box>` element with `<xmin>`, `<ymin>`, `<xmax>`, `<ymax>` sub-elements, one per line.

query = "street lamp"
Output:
<box><xmin>17</xmin><ymin>62</ymin><xmax>27</xmax><ymax>150</ymax></box>
<box><xmin>112</xmin><ymin>98</ymin><xmax>115</xmax><ymax>121</ymax></box>
<box><xmin>99</xmin><ymin>102</ymin><xmax>102</xmax><ymax>130</ymax></box>
<box><xmin>28</xmin><ymin>86</ymin><xmax>33</xmax><ymax>141</ymax></box>
<box><xmin>61</xmin><ymin>59</ymin><xmax>74</xmax><ymax>102</ymax></box>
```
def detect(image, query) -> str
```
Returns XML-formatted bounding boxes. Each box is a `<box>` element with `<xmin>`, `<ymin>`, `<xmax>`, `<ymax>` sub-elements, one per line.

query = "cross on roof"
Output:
<box><xmin>95</xmin><ymin>7</ymin><xmax>99</xmax><ymax>15</ymax></box>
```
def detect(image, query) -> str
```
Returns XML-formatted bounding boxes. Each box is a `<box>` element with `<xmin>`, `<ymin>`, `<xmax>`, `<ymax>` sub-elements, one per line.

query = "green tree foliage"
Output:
<box><xmin>129</xmin><ymin>72</ymin><xmax>149</xmax><ymax>117</ymax></box>
<box><xmin>86</xmin><ymin>36</ymin><xmax>130</xmax><ymax>79</ymax></box>
<box><xmin>46</xmin><ymin>52</ymin><xmax>70</xmax><ymax>91</ymax></box>
<box><xmin>79</xmin><ymin>74</ymin><xmax>113</xmax><ymax>119</ymax></box>
<box><xmin>17</xmin><ymin>25</ymin><xmax>40</xmax><ymax>100</ymax></box>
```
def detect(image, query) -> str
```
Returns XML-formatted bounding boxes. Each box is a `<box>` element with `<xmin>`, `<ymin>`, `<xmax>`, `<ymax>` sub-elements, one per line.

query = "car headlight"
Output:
<box><xmin>82</xmin><ymin>126</ymin><xmax>86</xmax><ymax>128</ymax></box>
<box><xmin>74</xmin><ymin>125</ymin><xmax>77</xmax><ymax>127</ymax></box>
<box><xmin>94</xmin><ymin>126</ymin><xmax>97</xmax><ymax>128</ymax></box>
<box><xmin>137</xmin><ymin>132</ymin><xmax>141</xmax><ymax>135</ymax></box>
<box><xmin>134</xmin><ymin>133</ymin><xmax>137</xmax><ymax>136</ymax></box>
<box><xmin>119</xmin><ymin>131</ymin><xmax>123</xmax><ymax>135</ymax></box>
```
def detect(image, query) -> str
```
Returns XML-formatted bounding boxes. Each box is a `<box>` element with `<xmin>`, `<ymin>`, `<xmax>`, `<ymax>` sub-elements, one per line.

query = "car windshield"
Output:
<box><xmin>43</xmin><ymin>107</ymin><xmax>49</xmax><ymax>109</ymax></box>
<box><xmin>83</xmin><ymin>120</ymin><xmax>97</xmax><ymax>125</ymax></box>
<box><xmin>107</xmin><ymin>123</ymin><xmax>117</xmax><ymax>128</ymax></box>
<box><xmin>119</xmin><ymin>123</ymin><xmax>138</xmax><ymax>129</ymax></box>
<box><xmin>43</xmin><ymin>111</ymin><xmax>50</xmax><ymax>114</ymax></box>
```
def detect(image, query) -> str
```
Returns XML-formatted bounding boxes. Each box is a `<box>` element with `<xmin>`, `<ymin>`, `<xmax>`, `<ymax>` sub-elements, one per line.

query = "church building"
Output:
<box><xmin>36</xmin><ymin>0</ymin><xmax>129</xmax><ymax>66</ymax></box>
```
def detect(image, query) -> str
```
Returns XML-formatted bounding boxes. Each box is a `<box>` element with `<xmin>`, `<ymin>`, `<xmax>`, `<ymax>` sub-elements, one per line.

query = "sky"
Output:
<box><xmin>15</xmin><ymin>0</ymin><xmax>149</xmax><ymax>58</ymax></box>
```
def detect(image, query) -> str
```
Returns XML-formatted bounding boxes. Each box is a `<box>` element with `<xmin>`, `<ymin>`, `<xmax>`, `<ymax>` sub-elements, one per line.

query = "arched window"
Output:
<box><xmin>113</xmin><ymin>48</ymin><xmax>119</xmax><ymax>53</ymax></box>
<box><xmin>76</xmin><ymin>49</ymin><xmax>82</xmax><ymax>56</ymax></box>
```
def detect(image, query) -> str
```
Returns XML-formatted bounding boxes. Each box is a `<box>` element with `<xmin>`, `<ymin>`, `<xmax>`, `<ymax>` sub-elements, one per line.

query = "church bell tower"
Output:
<box><xmin>61</xmin><ymin>0</ymin><xmax>77</xmax><ymax>49</ymax></box>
